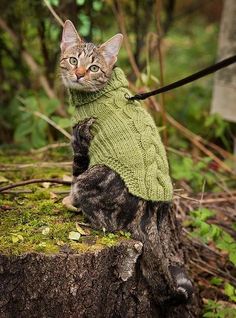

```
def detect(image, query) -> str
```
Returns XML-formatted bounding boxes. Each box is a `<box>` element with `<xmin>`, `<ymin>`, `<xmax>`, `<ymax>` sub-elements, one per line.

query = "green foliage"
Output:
<box><xmin>210</xmin><ymin>277</ymin><xmax>223</xmax><ymax>286</ymax></box>
<box><xmin>224</xmin><ymin>283</ymin><xmax>236</xmax><ymax>303</ymax></box>
<box><xmin>203</xmin><ymin>299</ymin><xmax>236</xmax><ymax>318</ymax></box>
<box><xmin>78</xmin><ymin>13</ymin><xmax>91</xmax><ymax>37</ymax></box>
<box><xmin>204</xmin><ymin>114</ymin><xmax>231</xmax><ymax>150</ymax></box>
<box><xmin>10</xmin><ymin>95</ymin><xmax>66</xmax><ymax>149</ymax></box>
<box><xmin>47</xmin><ymin>0</ymin><xmax>59</xmax><ymax>6</ymax></box>
<box><xmin>170</xmin><ymin>155</ymin><xmax>215</xmax><ymax>192</ymax></box>
<box><xmin>189</xmin><ymin>208</ymin><xmax>236</xmax><ymax>266</ymax></box>
<box><xmin>1</xmin><ymin>1</ymin><xmax>234</xmax><ymax>157</ymax></box>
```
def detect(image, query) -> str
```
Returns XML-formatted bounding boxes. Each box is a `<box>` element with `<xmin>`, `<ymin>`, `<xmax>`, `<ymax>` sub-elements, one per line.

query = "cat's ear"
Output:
<box><xmin>99</xmin><ymin>34</ymin><xmax>123</xmax><ymax>66</ymax></box>
<box><xmin>61</xmin><ymin>20</ymin><xmax>82</xmax><ymax>52</ymax></box>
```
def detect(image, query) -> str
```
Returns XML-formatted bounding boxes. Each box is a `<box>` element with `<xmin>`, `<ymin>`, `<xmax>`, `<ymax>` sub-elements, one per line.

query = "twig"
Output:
<box><xmin>189</xmin><ymin>260</ymin><xmax>218</xmax><ymax>277</ymax></box>
<box><xmin>26</xmin><ymin>108</ymin><xmax>71</xmax><ymax>139</ymax></box>
<box><xmin>0</xmin><ymin>162</ymin><xmax>71</xmax><ymax>171</ymax></box>
<box><xmin>150</xmin><ymin>97</ymin><xmax>233</xmax><ymax>173</ymax></box>
<box><xmin>165</xmin><ymin>110</ymin><xmax>233</xmax><ymax>174</ymax></box>
<box><xmin>43</xmin><ymin>0</ymin><xmax>64</xmax><ymax>27</ymax></box>
<box><xmin>175</xmin><ymin>192</ymin><xmax>236</xmax><ymax>204</ymax></box>
<box><xmin>0</xmin><ymin>179</ymin><xmax>71</xmax><ymax>193</ymax></box>
<box><xmin>18</xmin><ymin>98</ymin><xmax>71</xmax><ymax>140</ymax></box>
<box><xmin>0</xmin><ymin>18</ymin><xmax>65</xmax><ymax>117</ymax></box>
<box><xmin>53</xmin><ymin>190</ymin><xmax>70</xmax><ymax>194</ymax></box>
<box><xmin>155</xmin><ymin>0</ymin><xmax>168</xmax><ymax>145</ymax></box>
<box><xmin>192</xmin><ymin>257</ymin><xmax>236</xmax><ymax>284</ymax></box>
<box><xmin>1</xmin><ymin>190</ymin><xmax>33</xmax><ymax>194</ymax></box>
<box><xmin>200</xmin><ymin>197</ymin><xmax>236</xmax><ymax>204</ymax></box>
<box><xmin>174</xmin><ymin>194</ymin><xmax>200</xmax><ymax>202</ymax></box>
<box><xmin>112</xmin><ymin>1</ymin><xmax>141</xmax><ymax>79</ymax></box>
<box><xmin>30</xmin><ymin>142</ymin><xmax>70</xmax><ymax>153</ymax></box>
<box><xmin>184</xmin><ymin>229</ymin><xmax>222</xmax><ymax>256</ymax></box>
<box><xmin>199</xmin><ymin>178</ymin><xmax>206</xmax><ymax>209</ymax></box>
<box><xmin>204</xmin><ymin>140</ymin><xmax>236</xmax><ymax>162</ymax></box>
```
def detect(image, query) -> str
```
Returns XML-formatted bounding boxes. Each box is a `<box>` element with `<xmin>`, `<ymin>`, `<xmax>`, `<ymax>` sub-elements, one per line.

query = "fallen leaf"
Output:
<box><xmin>68</xmin><ymin>231</ymin><xmax>81</xmax><ymax>241</ymax></box>
<box><xmin>63</xmin><ymin>175</ymin><xmax>73</xmax><ymax>182</ymax></box>
<box><xmin>50</xmin><ymin>192</ymin><xmax>58</xmax><ymax>200</ymax></box>
<box><xmin>75</xmin><ymin>222</ymin><xmax>90</xmax><ymax>236</ymax></box>
<box><xmin>42</xmin><ymin>227</ymin><xmax>50</xmax><ymax>235</ymax></box>
<box><xmin>42</xmin><ymin>182</ymin><xmax>51</xmax><ymax>189</ymax></box>
<box><xmin>0</xmin><ymin>175</ymin><xmax>9</xmax><ymax>183</ymax></box>
<box><xmin>11</xmin><ymin>234</ymin><xmax>24</xmax><ymax>243</ymax></box>
<box><xmin>11</xmin><ymin>235</ymin><xmax>19</xmax><ymax>243</ymax></box>
<box><xmin>17</xmin><ymin>234</ymin><xmax>24</xmax><ymax>241</ymax></box>
<box><xmin>56</xmin><ymin>240</ymin><xmax>65</xmax><ymax>246</ymax></box>
<box><xmin>38</xmin><ymin>242</ymin><xmax>46</xmax><ymax>248</ymax></box>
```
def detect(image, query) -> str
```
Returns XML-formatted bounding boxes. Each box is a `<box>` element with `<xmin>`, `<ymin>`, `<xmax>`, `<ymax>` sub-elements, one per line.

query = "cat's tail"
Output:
<box><xmin>128</xmin><ymin>201</ymin><xmax>193</xmax><ymax>305</ymax></box>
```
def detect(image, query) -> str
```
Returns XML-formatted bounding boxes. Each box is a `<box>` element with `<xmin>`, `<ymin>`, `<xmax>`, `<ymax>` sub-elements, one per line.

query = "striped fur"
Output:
<box><xmin>70</xmin><ymin>119</ymin><xmax>193</xmax><ymax>305</ymax></box>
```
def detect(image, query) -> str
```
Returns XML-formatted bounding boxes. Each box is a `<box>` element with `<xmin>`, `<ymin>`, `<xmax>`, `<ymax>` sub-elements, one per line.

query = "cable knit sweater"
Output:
<box><xmin>70</xmin><ymin>67</ymin><xmax>173</xmax><ymax>201</ymax></box>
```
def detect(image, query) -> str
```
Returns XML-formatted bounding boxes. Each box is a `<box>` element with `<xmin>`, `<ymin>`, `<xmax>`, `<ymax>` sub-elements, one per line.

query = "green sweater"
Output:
<box><xmin>70</xmin><ymin>67</ymin><xmax>173</xmax><ymax>202</ymax></box>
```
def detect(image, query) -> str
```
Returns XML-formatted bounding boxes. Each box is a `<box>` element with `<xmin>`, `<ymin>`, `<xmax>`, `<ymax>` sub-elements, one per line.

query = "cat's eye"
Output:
<box><xmin>69</xmin><ymin>57</ymin><xmax>78</xmax><ymax>65</ymax></box>
<box><xmin>89</xmin><ymin>65</ymin><xmax>100</xmax><ymax>72</ymax></box>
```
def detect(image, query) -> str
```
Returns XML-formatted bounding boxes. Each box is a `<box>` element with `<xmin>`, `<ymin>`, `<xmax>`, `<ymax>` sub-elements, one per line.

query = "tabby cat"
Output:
<box><xmin>60</xmin><ymin>20</ymin><xmax>193</xmax><ymax>306</ymax></box>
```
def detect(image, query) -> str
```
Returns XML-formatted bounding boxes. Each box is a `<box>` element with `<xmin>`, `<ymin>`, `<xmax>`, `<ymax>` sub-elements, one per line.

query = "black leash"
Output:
<box><xmin>128</xmin><ymin>55</ymin><xmax>236</xmax><ymax>101</ymax></box>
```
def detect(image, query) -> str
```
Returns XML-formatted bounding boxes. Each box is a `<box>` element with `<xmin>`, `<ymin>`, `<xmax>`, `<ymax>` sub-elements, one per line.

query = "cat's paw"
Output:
<box><xmin>169</xmin><ymin>265</ymin><xmax>193</xmax><ymax>304</ymax></box>
<box><xmin>62</xmin><ymin>195</ymin><xmax>81</xmax><ymax>212</ymax></box>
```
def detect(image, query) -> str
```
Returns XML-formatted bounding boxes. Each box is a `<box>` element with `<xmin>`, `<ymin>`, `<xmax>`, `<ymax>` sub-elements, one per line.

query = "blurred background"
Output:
<box><xmin>1</xmin><ymin>2</ymin><xmax>236</xmax><ymax>316</ymax></box>
<box><xmin>1</xmin><ymin>0</ymin><xmax>235</xmax><ymax>190</ymax></box>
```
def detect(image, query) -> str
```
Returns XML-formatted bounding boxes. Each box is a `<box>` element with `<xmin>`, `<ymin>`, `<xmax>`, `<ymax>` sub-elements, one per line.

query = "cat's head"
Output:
<box><xmin>60</xmin><ymin>20</ymin><xmax>123</xmax><ymax>92</ymax></box>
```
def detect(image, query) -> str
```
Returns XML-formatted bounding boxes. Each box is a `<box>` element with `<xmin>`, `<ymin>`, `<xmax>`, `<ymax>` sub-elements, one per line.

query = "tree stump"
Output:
<box><xmin>0</xmin><ymin>239</ymin><xmax>200</xmax><ymax>318</ymax></box>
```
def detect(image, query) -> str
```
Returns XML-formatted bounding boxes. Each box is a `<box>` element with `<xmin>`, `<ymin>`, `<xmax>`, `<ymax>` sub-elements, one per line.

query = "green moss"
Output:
<box><xmin>0</xmin><ymin>150</ymin><xmax>130</xmax><ymax>255</ymax></box>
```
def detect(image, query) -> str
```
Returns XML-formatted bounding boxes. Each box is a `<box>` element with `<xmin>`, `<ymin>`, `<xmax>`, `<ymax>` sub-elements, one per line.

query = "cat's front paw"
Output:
<box><xmin>62</xmin><ymin>195</ymin><xmax>81</xmax><ymax>212</ymax></box>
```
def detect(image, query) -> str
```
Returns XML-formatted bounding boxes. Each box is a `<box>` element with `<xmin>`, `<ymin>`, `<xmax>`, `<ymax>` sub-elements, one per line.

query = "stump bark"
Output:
<box><xmin>0</xmin><ymin>240</ymin><xmax>200</xmax><ymax>318</ymax></box>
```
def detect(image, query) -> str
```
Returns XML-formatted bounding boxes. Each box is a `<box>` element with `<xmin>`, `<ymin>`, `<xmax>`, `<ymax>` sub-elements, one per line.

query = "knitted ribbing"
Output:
<box><xmin>70</xmin><ymin>67</ymin><xmax>173</xmax><ymax>201</ymax></box>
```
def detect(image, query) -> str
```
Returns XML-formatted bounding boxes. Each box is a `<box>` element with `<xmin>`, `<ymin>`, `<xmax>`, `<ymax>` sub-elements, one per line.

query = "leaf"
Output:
<box><xmin>75</xmin><ymin>223</ymin><xmax>90</xmax><ymax>236</ymax></box>
<box><xmin>76</xmin><ymin>0</ymin><xmax>85</xmax><ymax>5</ymax></box>
<box><xmin>210</xmin><ymin>277</ymin><xmax>223</xmax><ymax>286</ymax></box>
<box><xmin>198</xmin><ymin>221</ymin><xmax>210</xmax><ymax>237</ymax></box>
<box><xmin>43</xmin><ymin>98</ymin><xmax>60</xmax><ymax>115</ymax></box>
<box><xmin>11</xmin><ymin>234</ymin><xmax>24</xmax><ymax>243</ymax></box>
<box><xmin>42</xmin><ymin>182</ymin><xmax>51</xmax><ymax>189</ymax></box>
<box><xmin>209</xmin><ymin>224</ymin><xmax>221</xmax><ymax>240</ymax></box>
<box><xmin>68</xmin><ymin>231</ymin><xmax>81</xmax><ymax>241</ymax></box>
<box><xmin>93</xmin><ymin>0</ymin><xmax>103</xmax><ymax>11</ymax></box>
<box><xmin>79</xmin><ymin>13</ymin><xmax>91</xmax><ymax>37</ymax></box>
<box><xmin>14</xmin><ymin>119</ymin><xmax>33</xmax><ymax>140</ymax></box>
<box><xmin>0</xmin><ymin>175</ymin><xmax>9</xmax><ymax>183</ymax></box>
<box><xmin>42</xmin><ymin>227</ymin><xmax>50</xmax><ymax>235</ymax></box>
<box><xmin>191</xmin><ymin>208</ymin><xmax>215</xmax><ymax>222</ymax></box>
<box><xmin>17</xmin><ymin>234</ymin><xmax>24</xmax><ymax>241</ymax></box>
<box><xmin>31</xmin><ymin>123</ymin><xmax>46</xmax><ymax>148</ymax></box>
<box><xmin>38</xmin><ymin>242</ymin><xmax>46</xmax><ymax>248</ymax></box>
<box><xmin>229</xmin><ymin>251</ymin><xmax>236</xmax><ymax>266</ymax></box>
<box><xmin>63</xmin><ymin>175</ymin><xmax>73</xmax><ymax>182</ymax></box>
<box><xmin>52</xmin><ymin>117</ymin><xmax>71</xmax><ymax>129</ymax></box>
<box><xmin>47</xmin><ymin>0</ymin><xmax>59</xmax><ymax>6</ymax></box>
<box><xmin>56</xmin><ymin>240</ymin><xmax>65</xmax><ymax>246</ymax></box>
<box><xmin>11</xmin><ymin>235</ymin><xmax>19</xmax><ymax>243</ymax></box>
<box><xmin>50</xmin><ymin>192</ymin><xmax>58</xmax><ymax>200</ymax></box>
<box><xmin>203</xmin><ymin>313</ymin><xmax>215</xmax><ymax>318</ymax></box>
<box><xmin>224</xmin><ymin>283</ymin><xmax>236</xmax><ymax>302</ymax></box>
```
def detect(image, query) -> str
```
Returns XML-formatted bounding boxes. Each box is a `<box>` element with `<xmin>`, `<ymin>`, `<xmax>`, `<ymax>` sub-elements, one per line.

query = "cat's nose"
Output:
<box><xmin>76</xmin><ymin>74</ymin><xmax>84</xmax><ymax>80</ymax></box>
<box><xmin>75</xmin><ymin>67</ymin><xmax>86</xmax><ymax>80</ymax></box>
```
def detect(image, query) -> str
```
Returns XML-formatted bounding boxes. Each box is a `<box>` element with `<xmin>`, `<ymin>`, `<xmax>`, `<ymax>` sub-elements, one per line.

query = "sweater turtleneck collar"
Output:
<box><xmin>69</xmin><ymin>67</ymin><xmax>129</xmax><ymax>107</ymax></box>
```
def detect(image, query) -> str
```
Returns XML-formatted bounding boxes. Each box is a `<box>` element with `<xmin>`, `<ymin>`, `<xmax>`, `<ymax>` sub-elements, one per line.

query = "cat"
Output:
<box><xmin>60</xmin><ymin>20</ymin><xmax>193</xmax><ymax>306</ymax></box>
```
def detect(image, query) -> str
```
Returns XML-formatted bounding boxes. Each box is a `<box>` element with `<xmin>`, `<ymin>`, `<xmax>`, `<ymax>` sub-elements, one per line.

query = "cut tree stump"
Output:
<box><xmin>0</xmin><ymin>240</ymin><xmax>200</xmax><ymax>318</ymax></box>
